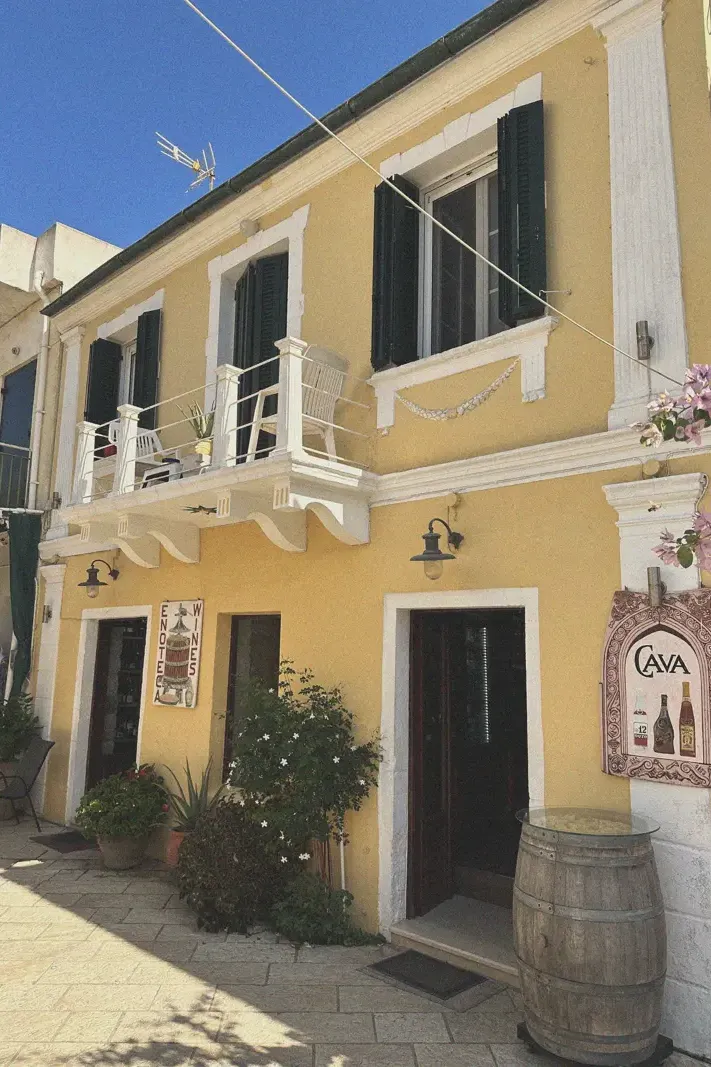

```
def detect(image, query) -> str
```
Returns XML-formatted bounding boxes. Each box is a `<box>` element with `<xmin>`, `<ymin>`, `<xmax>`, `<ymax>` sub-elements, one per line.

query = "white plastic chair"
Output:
<box><xmin>107</xmin><ymin>420</ymin><xmax>164</xmax><ymax>462</ymax></box>
<box><xmin>245</xmin><ymin>346</ymin><xmax>348</xmax><ymax>462</ymax></box>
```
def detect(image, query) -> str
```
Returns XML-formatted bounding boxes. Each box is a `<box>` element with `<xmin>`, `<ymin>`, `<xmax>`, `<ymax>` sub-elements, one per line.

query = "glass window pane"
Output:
<box><xmin>487</xmin><ymin>174</ymin><xmax>506</xmax><ymax>336</ymax></box>
<box><xmin>223</xmin><ymin>615</ymin><xmax>281</xmax><ymax>780</ymax></box>
<box><xmin>431</xmin><ymin>181</ymin><xmax>478</xmax><ymax>355</ymax></box>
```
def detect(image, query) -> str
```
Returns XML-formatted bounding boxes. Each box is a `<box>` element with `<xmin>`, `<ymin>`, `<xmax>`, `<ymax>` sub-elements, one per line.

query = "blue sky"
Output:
<box><xmin>2</xmin><ymin>0</ymin><xmax>490</xmax><ymax>249</ymax></box>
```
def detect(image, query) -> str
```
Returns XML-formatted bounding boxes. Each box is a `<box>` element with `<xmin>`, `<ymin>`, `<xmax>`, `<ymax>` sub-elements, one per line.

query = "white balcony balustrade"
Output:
<box><xmin>63</xmin><ymin>337</ymin><xmax>375</xmax><ymax>563</ymax></box>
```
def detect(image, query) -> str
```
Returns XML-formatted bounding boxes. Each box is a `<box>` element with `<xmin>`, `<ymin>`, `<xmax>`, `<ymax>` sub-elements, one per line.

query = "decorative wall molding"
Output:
<box><xmin>368</xmin><ymin>316</ymin><xmax>557</xmax><ymax>429</ymax></box>
<box><xmin>378</xmin><ymin>588</ymin><xmax>543</xmax><ymax>935</ymax></box>
<box><xmin>379</xmin><ymin>74</ymin><xmax>541</xmax><ymax>183</ymax></box>
<box><xmin>54</xmin><ymin>325</ymin><xmax>85</xmax><ymax>512</ymax></box>
<box><xmin>592</xmin><ymin>0</ymin><xmax>687</xmax><ymax>429</ymax></box>
<box><xmin>97</xmin><ymin>289</ymin><xmax>164</xmax><ymax>342</ymax></box>
<box><xmin>48</xmin><ymin>0</ymin><xmax>623</xmax><ymax>333</ymax></box>
<box><xmin>35</xmin><ymin>564</ymin><xmax>66</xmax><ymax>811</ymax></box>
<box><xmin>373</xmin><ymin>426</ymin><xmax>711</xmax><ymax>508</ymax></box>
<box><xmin>204</xmin><ymin>206</ymin><xmax>309</xmax><ymax>402</ymax></box>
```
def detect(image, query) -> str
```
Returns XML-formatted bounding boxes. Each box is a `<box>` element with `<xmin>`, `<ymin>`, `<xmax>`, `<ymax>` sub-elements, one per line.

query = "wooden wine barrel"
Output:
<box><xmin>513</xmin><ymin>808</ymin><xmax>666</xmax><ymax>1067</ymax></box>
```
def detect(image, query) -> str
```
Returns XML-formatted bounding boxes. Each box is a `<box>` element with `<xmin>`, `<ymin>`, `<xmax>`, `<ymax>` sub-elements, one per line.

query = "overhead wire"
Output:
<box><xmin>181</xmin><ymin>0</ymin><xmax>684</xmax><ymax>392</ymax></box>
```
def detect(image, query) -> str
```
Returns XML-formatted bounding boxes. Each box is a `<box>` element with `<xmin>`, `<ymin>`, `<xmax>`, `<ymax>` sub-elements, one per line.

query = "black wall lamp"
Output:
<box><xmin>410</xmin><ymin>518</ymin><xmax>464</xmax><ymax>581</ymax></box>
<box><xmin>78</xmin><ymin>559</ymin><xmax>120</xmax><ymax>599</ymax></box>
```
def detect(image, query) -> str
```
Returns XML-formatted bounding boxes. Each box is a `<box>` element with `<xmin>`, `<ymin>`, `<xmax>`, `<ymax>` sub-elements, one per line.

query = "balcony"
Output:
<box><xmin>0</xmin><ymin>444</ymin><xmax>30</xmax><ymax>510</ymax></box>
<box><xmin>59</xmin><ymin>338</ymin><xmax>375</xmax><ymax>565</ymax></box>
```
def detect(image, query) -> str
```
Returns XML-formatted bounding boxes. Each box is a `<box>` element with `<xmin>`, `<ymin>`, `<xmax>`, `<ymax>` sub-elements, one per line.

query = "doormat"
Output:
<box><xmin>30</xmin><ymin>830</ymin><xmax>95</xmax><ymax>853</ymax></box>
<box><xmin>368</xmin><ymin>949</ymin><xmax>487</xmax><ymax>1000</ymax></box>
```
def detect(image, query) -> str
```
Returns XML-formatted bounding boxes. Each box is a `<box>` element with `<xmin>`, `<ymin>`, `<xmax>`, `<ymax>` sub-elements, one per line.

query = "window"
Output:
<box><xmin>370</xmin><ymin>100</ymin><xmax>546</xmax><ymax>373</ymax></box>
<box><xmin>421</xmin><ymin>159</ymin><xmax>506</xmax><ymax>359</ymax></box>
<box><xmin>222</xmin><ymin>614</ymin><xmax>281</xmax><ymax>781</ymax></box>
<box><xmin>119</xmin><ymin>339</ymin><xmax>137</xmax><ymax>407</ymax></box>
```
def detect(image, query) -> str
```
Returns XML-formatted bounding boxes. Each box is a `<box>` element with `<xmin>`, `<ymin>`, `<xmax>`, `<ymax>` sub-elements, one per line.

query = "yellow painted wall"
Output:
<box><xmin>41</xmin><ymin>455</ymin><xmax>691</xmax><ymax>929</ymax></box>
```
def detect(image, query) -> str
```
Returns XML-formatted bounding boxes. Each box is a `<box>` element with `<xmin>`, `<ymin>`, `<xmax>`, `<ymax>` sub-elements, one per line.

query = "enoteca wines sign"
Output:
<box><xmin>153</xmin><ymin>600</ymin><xmax>203</xmax><ymax>708</ymax></box>
<box><xmin>602</xmin><ymin>590</ymin><xmax>711</xmax><ymax>787</ymax></box>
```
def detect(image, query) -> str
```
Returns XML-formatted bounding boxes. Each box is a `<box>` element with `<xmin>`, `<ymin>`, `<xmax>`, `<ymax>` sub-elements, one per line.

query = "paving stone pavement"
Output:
<box><xmin>0</xmin><ymin>822</ymin><xmax>706</xmax><ymax>1067</ymax></box>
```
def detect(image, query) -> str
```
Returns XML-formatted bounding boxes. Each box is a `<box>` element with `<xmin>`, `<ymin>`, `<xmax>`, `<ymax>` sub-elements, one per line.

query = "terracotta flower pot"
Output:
<box><xmin>97</xmin><ymin>834</ymin><xmax>149</xmax><ymax>870</ymax></box>
<box><xmin>165</xmin><ymin>829</ymin><xmax>186</xmax><ymax>867</ymax></box>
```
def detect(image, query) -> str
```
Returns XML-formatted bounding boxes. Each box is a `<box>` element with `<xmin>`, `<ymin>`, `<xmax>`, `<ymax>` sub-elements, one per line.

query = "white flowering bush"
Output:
<box><xmin>228</xmin><ymin>664</ymin><xmax>381</xmax><ymax>848</ymax></box>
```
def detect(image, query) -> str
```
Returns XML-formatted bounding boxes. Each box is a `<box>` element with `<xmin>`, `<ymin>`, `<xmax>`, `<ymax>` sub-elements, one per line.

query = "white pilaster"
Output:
<box><xmin>49</xmin><ymin>326</ymin><xmax>85</xmax><ymax>538</ymax></box>
<box><xmin>34</xmin><ymin>564</ymin><xmax>66</xmax><ymax>812</ymax></box>
<box><xmin>604</xmin><ymin>472</ymin><xmax>711</xmax><ymax>1058</ymax></box>
<box><xmin>593</xmin><ymin>0</ymin><xmax>688</xmax><ymax>429</ymax></box>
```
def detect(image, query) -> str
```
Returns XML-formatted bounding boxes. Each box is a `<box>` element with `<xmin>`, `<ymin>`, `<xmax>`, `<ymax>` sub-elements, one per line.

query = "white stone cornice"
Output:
<box><xmin>592</xmin><ymin>0</ymin><xmax>665</xmax><ymax>42</ymax></box>
<box><xmin>39</xmin><ymin>563</ymin><xmax>67</xmax><ymax>585</ymax></box>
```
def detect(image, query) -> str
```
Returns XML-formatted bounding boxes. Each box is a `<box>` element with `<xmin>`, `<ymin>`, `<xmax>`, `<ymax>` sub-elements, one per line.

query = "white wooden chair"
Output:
<box><xmin>245</xmin><ymin>345</ymin><xmax>348</xmax><ymax>462</ymax></box>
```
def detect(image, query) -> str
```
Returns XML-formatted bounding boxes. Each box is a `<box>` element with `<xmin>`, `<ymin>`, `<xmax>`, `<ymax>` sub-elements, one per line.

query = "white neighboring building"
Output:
<box><xmin>0</xmin><ymin>222</ymin><xmax>120</xmax><ymax>690</ymax></box>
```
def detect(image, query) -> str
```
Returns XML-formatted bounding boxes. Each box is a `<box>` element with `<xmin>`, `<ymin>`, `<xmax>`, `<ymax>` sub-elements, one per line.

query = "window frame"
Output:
<box><xmin>419</xmin><ymin>151</ymin><xmax>498</xmax><ymax>361</ymax></box>
<box><xmin>118</xmin><ymin>338</ymin><xmax>137</xmax><ymax>408</ymax></box>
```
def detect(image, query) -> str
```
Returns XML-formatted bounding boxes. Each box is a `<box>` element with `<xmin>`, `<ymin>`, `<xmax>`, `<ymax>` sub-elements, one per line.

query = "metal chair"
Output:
<box><xmin>0</xmin><ymin>736</ymin><xmax>55</xmax><ymax>832</ymax></box>
<box><xmin>245</xmin><ymin>345</ymin><xmax>348</xmax><ymax>462</ymax></box>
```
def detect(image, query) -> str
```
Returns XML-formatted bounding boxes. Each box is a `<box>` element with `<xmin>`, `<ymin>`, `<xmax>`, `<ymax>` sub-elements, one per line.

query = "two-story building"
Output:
<box><xmin>32</xmin><ymin>0</ymin><xmax>711</xmax><ymax>1055</ymax></box>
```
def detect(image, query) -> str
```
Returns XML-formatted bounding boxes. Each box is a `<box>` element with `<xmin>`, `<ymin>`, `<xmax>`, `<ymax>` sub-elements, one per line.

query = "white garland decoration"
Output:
<box><xmin>395</xmin><ymin>359</ymin><xmax>520</xmax><ymax>421</ymax></box>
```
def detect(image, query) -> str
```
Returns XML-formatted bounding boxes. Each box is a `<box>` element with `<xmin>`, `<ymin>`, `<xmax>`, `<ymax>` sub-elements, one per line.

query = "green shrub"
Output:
<box><xmin>228</xmin><ymin>665</ymin><xmax>381</xmax><ymax>845</ymax></box>
<box><xmin>0</xmin><ymin>695</ymin><xmax>39</xmax><ymax>762</ymax></box>
<box><xmin>177</xmin><ymin>798</ymin><xmax>297</xmax><ymax>932</ymax></box>
<box><xmin>75</xmin><ymin>765</ymin><xmax>168</xmax><ymax>839</ymax></box>
<box><xmin>271</xmin><ymin>872</ymin><xmax>382</xmax><ymax>946</ymax></box>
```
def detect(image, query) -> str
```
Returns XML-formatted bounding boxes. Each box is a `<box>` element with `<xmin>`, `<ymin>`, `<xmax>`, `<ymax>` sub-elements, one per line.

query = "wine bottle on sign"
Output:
<box><xmin>679</xmin><ymin>681</ymin><xmax>696</xmax><ymax>758</ymax></box>
<box><xmin>633</xmin><ymin>691</ymin><xmax>648</xmax><ymax>747</ymax></box>
<box><xmin>653</xmin><ymin>694</ymin><xmax>675</xmax><ymax>755</ymax></box>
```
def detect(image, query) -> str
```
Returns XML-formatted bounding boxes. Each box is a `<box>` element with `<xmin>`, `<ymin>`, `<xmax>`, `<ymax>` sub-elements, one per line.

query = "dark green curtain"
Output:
<box><xmin>8</xmin><ymin>513</ymin><xmax>41</xmax><ymax>697</ymax></box>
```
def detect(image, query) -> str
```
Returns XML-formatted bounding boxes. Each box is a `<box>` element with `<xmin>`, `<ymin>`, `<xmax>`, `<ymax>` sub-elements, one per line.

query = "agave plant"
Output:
<box><xmin>164</xmin><ymin>759</ymin><xmax>222</xmax><ymax>833</ymax></box>
<box><xmin>180</xmin><ymin>402</ymin><xmax>215</xmax><ymax>441</ymax></box>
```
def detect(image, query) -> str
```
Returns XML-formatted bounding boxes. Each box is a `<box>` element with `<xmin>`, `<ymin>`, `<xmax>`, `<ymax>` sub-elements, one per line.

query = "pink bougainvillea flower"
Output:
<box><xmin>683</xmin><ymin>419</ymin><xmax>707</xmax><ymax>445</ymax></box>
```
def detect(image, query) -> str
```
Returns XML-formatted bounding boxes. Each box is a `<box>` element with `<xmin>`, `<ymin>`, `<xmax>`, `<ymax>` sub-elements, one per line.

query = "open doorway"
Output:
<box><xmin>408</xmin><ymin>608</ymin><xmax>528</xmax><ymax>918</ymax></box>
<box><xmin>85</xmin><ymin>618</ymin><xmax>148</xmax><ymax>789</ymax></box>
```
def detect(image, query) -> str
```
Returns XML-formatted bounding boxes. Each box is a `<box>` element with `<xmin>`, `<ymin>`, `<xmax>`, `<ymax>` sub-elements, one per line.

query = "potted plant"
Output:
<box><xmin>163</xmin><ymin>759</ymin><xmax>222</xmax><ymax>866</ymax></box>
<box><xmin>0</xmin><ymin>696</ymin><xmax>39</xmax><ymax>820</ymax></box>
<box><xmin>74</xmin><ymin>765</ymin><xmax>168</xmax><ymax>869</ymax></box>
<box><xmin>180</xmin><ymin>402</ymin><xmax>215</xmax><ymax>465</ymax></box>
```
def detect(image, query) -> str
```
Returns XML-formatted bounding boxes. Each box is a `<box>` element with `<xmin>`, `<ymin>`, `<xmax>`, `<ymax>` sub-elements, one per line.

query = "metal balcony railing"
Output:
<box><xmin>0</xmin><ymin>443</ymin><xmax>30</xmax><ymax>509</ymax></box>
<box><xmin>70</xmin><ymin>337</ymin><xmax>372</xmax><ymax>506</ymax></box>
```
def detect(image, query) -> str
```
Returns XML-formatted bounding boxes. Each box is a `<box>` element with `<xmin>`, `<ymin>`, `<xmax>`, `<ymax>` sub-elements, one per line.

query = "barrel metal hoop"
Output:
<box><xmin>518</xmin><ymin>839</ymin><xmax>652</xmax><ymax>868</ymax></box>
<box><xmin>514</xmin><ymin>886</ymin><xmax>664</xmax><ymax>923</ymax></box>
<box><xmin>517</xmin><ymin>956</ymin><xmax>666</xmax><ymax>995</ymax></box>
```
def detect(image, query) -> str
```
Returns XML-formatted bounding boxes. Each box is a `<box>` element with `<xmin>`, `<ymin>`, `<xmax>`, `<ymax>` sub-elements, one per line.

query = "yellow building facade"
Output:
<box><xmin>33</xmin><ymin>0</ymin><xmax>711</xmax><ymax>1055</ymax></box>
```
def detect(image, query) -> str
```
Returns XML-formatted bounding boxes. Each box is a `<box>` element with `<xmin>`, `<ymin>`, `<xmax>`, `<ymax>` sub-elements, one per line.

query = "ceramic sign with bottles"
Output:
<box><xmin>602</xmin><ymin>589</ymin><xmax>711</xmax><ymax>787</ymax></box>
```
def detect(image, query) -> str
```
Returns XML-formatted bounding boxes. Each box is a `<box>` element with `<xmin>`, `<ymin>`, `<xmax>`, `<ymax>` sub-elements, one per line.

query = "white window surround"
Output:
<box><xmin>65</xmin><ymin>605</ymin><xmax>153</xmax><ymax>824</ymax></box>
<box><xmin>96</xmin><ymin>288</ymin><xmax>164</xmax><ymax>344</ymax></box>
<box><xmin>378</xmin><ymin>588</ymin><xmax>543</xmax><ymax>937</ymax></box>
<box><xmin>368</xmin><ymin>314</ymin><xmax>557</xmax><ymax>430</ymax></box>
<box><xmin>204</xmin><ymin>205</ymin><xmax>309</xmax><ymax>399</ymax></box>
<box><xmin>379</xmin><ymin>73</ymin><xmax>541</xmax><ymax>186</ymax></box>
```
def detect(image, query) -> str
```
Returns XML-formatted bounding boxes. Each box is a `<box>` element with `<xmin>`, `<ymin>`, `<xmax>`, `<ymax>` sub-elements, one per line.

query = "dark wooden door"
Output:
<box><xmin>86</xmin><ymin>619</ymin><xmax>147</xmax><ymax>788</ymax></box>
<box><xmin>408</xmin><ymin>608</ymin><xmax>528</xmax><ymax>918</ymax></box>
<box><xmin>408</xmin><ymin>611</ymin><xmax>454</xmax><ymax>917</ymax></box>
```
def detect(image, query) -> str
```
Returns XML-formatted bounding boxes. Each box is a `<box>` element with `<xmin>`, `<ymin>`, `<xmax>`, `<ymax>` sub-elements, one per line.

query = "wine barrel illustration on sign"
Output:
<box><xmin>154</xmin><ymin>600</ymin><xmax>204</xmax><ymax>708</ymax></box>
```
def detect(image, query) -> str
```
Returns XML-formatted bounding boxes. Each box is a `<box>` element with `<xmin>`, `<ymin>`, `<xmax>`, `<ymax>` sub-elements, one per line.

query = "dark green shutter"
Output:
<box><xmin>85</xmin><ymin>339</ymin><xmax>121</xmax><ymax>428</ymax></box>
<box><xmin>497</xmin><ymin>99</ymin><xmax>546</xmax><ymax>328</ymax></box>
<box><xmin>371</xmin><ymin>175</ymin><xmax>420</xmax><ymax>371</ymax></box>
<box><xmin>233</xmin><ymin>253</ymin><xmax>288</xmax><ymax>460</ymax></box>
<box><xmin>133</xmin><ymin>309</ymin><xmax>161</xmax><ymax>429</ymax></box>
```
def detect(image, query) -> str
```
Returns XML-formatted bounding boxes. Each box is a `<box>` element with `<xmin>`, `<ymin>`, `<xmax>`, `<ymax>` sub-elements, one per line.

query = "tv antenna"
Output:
<box><xmin>156</xmin><ymin>132</ymin><xmax>217</xmax><ymax>191</ymax></box>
